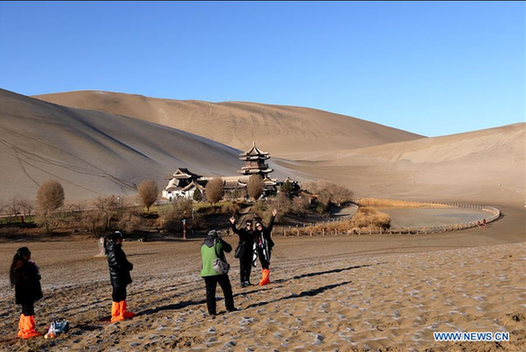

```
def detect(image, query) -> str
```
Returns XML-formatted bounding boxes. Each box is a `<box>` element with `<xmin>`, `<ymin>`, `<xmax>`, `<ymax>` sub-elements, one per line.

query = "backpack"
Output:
<box><xmin>45</xmin><ymin>319</ymin><xmax>69</xmax><ymax>339</ymax></box>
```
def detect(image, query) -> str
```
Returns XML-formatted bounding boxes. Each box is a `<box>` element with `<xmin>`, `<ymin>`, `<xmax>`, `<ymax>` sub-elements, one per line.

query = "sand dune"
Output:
<box><xmin>279</xmin><ymin>123</ymin><xmax>525</xmax><ymax>205</ymax></box>
<box><xmin>33</xmin><ymin>91</ymin><xmax>424</xmax><ymax>158</ymax></box>
<box><xmin>0</xmin><ymin>89</ymin><xmax>287</xmax><ymax>201</ymax></box>
<box><xmin>3</xmin><ymin>88</ymin><xmax>523</xmax><ymax>207</ymax></box>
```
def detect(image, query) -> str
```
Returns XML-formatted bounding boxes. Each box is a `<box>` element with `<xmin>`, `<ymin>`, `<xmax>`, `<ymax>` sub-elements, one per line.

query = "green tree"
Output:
<box><xmin>193</xmin><ymin>188</ymin><xmax>202</xmax><ymax>202</ymax></box>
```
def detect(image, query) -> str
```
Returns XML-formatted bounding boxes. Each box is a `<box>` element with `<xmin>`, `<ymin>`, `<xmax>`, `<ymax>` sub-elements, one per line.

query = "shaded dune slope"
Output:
<box><xmin>1</xmin><ymin>89</ymin><xmax>285</xmax><ymax>201</ymax></box>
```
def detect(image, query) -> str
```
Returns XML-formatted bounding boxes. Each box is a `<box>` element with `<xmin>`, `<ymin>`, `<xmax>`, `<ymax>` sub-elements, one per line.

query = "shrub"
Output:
<box><xmin>205</xmin><ymin>178</ymin><xmax>224</xmax><ymax>204</ymax></box>
<box><xmin>193</xmin><ymin>188</ymin><xmax>203</xmax><ymax>202</ymax></box>
<box><xmin>118</xmin><ymin>207</ymin><xmax>143</xmax><ymax>233</ymax></box>
<box><xmin>80</xmin><ymin>209</ymin><xmax>105</xmax><ymax>235</ymax></box>
<box><xmin>357</xmin><ymin>198</ymin><xmax>449</xmax><ymax>209</ymax></box>
<box><xmin>223</xmin><ymin>201</ymin><xmax>241</xmax><ymax>215</ymax></box>
<box><xmin>350</xmin><ymin>207</ymin><xmax>391</xmax><ymax>229</ymax></box>
<box><xmin>291</xmin><ymin>196</ymin><xmax>309</xmax><ymax>216</ymax></box>
<box><xmin>248</xmin><ymin>174</ymin><xmax>264</xmax><ymax>200</ymax></box>
<box><xmin>326</xmin><ymin>184</ymin><xmax>354</xmax><ymax>206</ymax></box>
<box><xmin>301</xmin><ymin>179</ymin><xmax>354</xmax><ymax>213</ymax></box>
<box><xmin>37</xmin><ymin>180</ymin><xmax>65</xmax><ymax>213</ymax></box>
<box><xmin>36</xmin><ymin>180</ymin><xmax>65</xmax><ymax>232</ymax></box>
<box><xmin>138</xmin><ymin>180</ymin><xmax>159</xmax><ymax>212</ymax></box>
<box><xmin>280</xmin><ymin>180</ymin><xmax>294</xmax><ymax>197</ymax></box>
<box><xmin>231</xmin><ymin>187</ymin><xmax>244</xmax><ymax>200</ymax></box>
<box><xmin>251</xmin><ymin>199</ymin><xmax>270</xmax><ymax>223</ymax></box>
<box><xmin>159</xmin><ymin>198</ymin><xmax>201</xmax><ymax>233</ymax></box>
<box><xmin>93</xmin><ymin>195</ymin><xmax>120</xmax><ymax>231</ymax></box>
<box><xmin>252</xmin><ymin>193</ymin><xmax>294</xmax><ymax>223</ymax></box>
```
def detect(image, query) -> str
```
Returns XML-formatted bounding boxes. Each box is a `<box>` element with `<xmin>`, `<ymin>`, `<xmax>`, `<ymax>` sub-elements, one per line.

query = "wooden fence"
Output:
<box><xmin>274</xmin><ymin>203</ymin><xmax>500</xmax><ymax>237</ymax></box>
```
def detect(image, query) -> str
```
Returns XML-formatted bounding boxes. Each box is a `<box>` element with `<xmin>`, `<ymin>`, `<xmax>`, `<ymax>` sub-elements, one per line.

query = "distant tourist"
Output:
<box><xmin>200</xmin><ymin>230</ymin><xmax>236</xmax><ymax>316</ymax></box>
<box><xmin>10</xmin><ymin>247</ymin><xmax>43</xmax><ymax>338</ymax></box>
<box><xmin>230</xmin><ymin>216</ymin><xmax>256</xmax><ymax>287</ymax></box>
<box><xmin>106</xmin><ymin>231</ymin><xmax>135</xmax><ymax>323</ymax></box>
<box><xmin>254</xmin><ymin>209</ymin><xmax>277</xmax><ymax>286</ymax></box>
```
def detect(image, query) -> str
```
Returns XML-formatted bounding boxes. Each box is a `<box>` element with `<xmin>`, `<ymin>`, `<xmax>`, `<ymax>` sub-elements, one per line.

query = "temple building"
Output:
<box><xmin>162</xmin><ymin>168</ymin><xmax>206</xmax><ymax>200</ymax></box>
<box><xmin>238</xmin><ymin>142</ymin><xmax>273</xmax><ymax>176</ymax></box>
<box><xmin>162</xmin><ymin>143</ymin><xmax>279</xmax><ymax>201</ymax></box>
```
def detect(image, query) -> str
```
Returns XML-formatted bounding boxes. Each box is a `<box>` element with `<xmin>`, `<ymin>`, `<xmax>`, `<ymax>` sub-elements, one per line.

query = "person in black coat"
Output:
<box><xmin>10</xmin><ymin>247</ymin><xmax>43</xmax><ymax>338</ymax></box>
<box><xmin>229</xmin><ymin>216</ymin><xmax>256</xmax><ymax>287</ymax></box>
<box><xmin>106</xmin><ymin>231</ymin><xmax>135</xmax><ymax>323</ymax></box>
<box><xmin>254</xmin><ymin>209</ymin><xmax>277</xmax><ymax>285</ymax></box>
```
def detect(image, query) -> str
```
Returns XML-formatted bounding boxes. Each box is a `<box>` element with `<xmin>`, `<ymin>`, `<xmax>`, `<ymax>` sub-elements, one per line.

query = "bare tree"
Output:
<box><xmin>205</xmin><ymin>178</ymin><xmax>224</xmax><ymax>204</ymax></box>
<box><xmin>80</xmin><ymin>209</ymin><xmax>105</xmax><ymax>235</ymax></box>
<box><xmin>36</xmin><ymin>180</ymin><xmax>65</xmax><ymax>232</ymax></box>
<box><xmin>138</xmin><ymin>180</ymin><xmax>159</xmax><ymax>213</ymax></box>
<box><xmin>7</xmin><ymin>196</ymin><xmax>22</xmax><ymax>223</ymax></box>
<box><xmin>327</xmin><ymin>184</ymin><xmax>354</xmax><ymax>207</ymax></box>
<box><xmin>248</xmin><ymin>174</ymin><xmax>264</xmax><ymax>201</ymax></box>
<box><xmin>118</xmin><ymin>207</ymin><xmax>142</xmax><ymax>233</ymax></box>
<box><xmin>17</xmin><ymin>198</ymin><xmax>34</xmax><ymax>218</ymax></box>
<box><xmin>93</xmin><ymin>195</ymin><xmax>120</xmax><ymax>231</ymax></box>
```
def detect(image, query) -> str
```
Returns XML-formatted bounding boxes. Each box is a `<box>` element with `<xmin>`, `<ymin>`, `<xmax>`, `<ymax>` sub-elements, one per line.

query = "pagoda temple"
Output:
<box><xmin>163</xmin><ymin>143</ymin><xmax>281</xmax><ymax>200</ymax></box>
<box><xmin>237</xmin><ymin>142</ymin><xmax>274</xmax><ymax>176</ymax></box>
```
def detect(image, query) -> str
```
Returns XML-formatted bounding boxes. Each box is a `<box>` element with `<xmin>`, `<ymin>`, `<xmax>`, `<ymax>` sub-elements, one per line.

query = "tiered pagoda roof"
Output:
<box><xmin>237</xmin><ymin>142</ymin><xmax>273</xmax><ymax>175</ymax></box>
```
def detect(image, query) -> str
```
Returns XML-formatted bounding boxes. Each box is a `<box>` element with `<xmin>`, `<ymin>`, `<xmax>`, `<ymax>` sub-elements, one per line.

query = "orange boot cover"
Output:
<box><xmin>111</xmin><ymin>301</ymin><xmax>124</xmax><ymax>323</ymax></box>
<box><xmin>17</xmin><ymin>314</ymin><xmax>24</xmax><ymax>337</ymax></box>
<box><xmin>20</xmin><ymin>315</ymin><xmax>42</xmax><ymax>338</ymax></box>
<box><xmin>121</xmin><ymin>301</ymin><xmax>135</xmax><ymax>319</ymax></box>
<box><xmin>259</xmin><ymin>269</ymin><xmax>270</xmax><ymax>286</ymax></box>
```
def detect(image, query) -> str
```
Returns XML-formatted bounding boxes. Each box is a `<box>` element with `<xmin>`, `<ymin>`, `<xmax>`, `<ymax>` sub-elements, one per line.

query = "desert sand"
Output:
<box><xmin>33</xmin><ymin>90</ymin><xmax>424</xmax><ymax>158</ymax></box>
<box><xmin>0</xmin><ymin>230</ymin><xmax>523</xmax><ymax>351</ymax></box>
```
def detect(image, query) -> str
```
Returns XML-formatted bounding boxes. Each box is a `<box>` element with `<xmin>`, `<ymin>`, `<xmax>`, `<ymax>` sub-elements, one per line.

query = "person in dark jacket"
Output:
<box><xmin>106</xmin><ymin>231</ymin><xmax>135</xmax><ymax>323</ymax></box>
<box><xmin>229</xmin><ymin>216</ymin><xmax>256</xmax><ymax>287</ymax></box>
<box><xmin>200</xmin><ymin>230</ymin><xmax>235</xmax><ymax>316</ymax></box>
<box><xmin>10</xmin><ymin>247</ymin><xmax>43</xmax><ymax>338</ymax></box>
<box><xmin>254</xmin><ymin>209</ymin><xmax>277</xmax><ymax>285</ymax></box>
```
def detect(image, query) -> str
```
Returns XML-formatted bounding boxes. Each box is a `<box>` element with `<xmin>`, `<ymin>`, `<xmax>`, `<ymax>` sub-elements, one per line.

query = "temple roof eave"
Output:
<box><xmin>237</xmin><ymin>168</ymin><xmax>274</xmax><ymax>174</ymax></box>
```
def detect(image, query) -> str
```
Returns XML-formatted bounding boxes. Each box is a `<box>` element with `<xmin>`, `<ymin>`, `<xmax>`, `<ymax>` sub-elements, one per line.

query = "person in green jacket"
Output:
<box><xmin>201</xmin><ymin>230</ymin><xmax>236</xmax><ymax>316</ymax></box>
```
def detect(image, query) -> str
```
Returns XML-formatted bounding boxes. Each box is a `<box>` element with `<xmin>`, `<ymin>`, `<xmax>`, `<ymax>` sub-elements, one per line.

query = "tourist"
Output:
<box><xmin>10</xmin><ymin>247</ymin><xmax>43</xmax><ymax>338</ymax></box>
<box><xmin>200</xmin><ymin>230</ymin><xmax>236</xmax><ymax>316</ymax></box>
<box><xmin>254</xmin><ymin>209</ymin><xmax>277</xmax><ymax>285</ymax></box>
<box><xmin>106</xmin><ymin>231</ymin><xmax>135</xmax><ymax>323</ymax></box>
<box><xmin>230</xmin><ymin>216</ymin><xmax>256</xmax><ymax>287</ymax></box>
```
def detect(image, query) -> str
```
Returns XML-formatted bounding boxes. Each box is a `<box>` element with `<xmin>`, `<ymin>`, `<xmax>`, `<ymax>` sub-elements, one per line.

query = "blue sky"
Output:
<box><xmin>0</xmin><ymin>1</ymin><xmax>524</xmax><ymax>137</ymax></box>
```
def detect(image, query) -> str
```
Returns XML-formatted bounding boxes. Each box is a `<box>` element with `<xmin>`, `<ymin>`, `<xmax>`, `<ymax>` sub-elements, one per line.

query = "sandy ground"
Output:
<box><xmin>0</xmin><ymin>211</ymin><xmax>524</xmax><ymax>351</ymax></box>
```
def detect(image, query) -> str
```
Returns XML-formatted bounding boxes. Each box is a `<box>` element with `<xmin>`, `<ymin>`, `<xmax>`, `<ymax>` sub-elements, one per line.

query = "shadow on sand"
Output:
<box><xmin>137</xmin><ymin>263</ymin><xmax>377</xmax><ymax>316</ymax></box>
